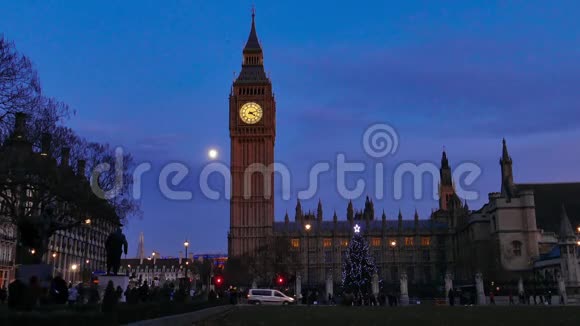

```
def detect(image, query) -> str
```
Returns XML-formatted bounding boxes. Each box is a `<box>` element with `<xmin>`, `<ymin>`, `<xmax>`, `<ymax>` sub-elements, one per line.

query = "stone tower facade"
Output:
<box><xmin>228</xmin><ymin>11</ymin><xmax>276</xmax><ymax>258</ymax></box>
<box><xmin>438</xmin><ymin>150</ymin><xmax>454</xmax><ymax>211</ymax></box>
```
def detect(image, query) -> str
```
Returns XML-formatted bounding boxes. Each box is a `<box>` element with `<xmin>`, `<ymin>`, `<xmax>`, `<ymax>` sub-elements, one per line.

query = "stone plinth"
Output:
<box><xmin>99</xmin><ymin>275</ymin><xmax>130</xmax><ymax>302</ymax></box>
<box><xmin>325</xmin><ymin>273</ymin><xmax>333</xmax><ymax>300</ymax></box>
<box><xmin>444</xmin><ymin>273</ymin><xmax>453</xmax><ymax>304</ymax></box>
<box><xmin>475</xmin><ymin>273</ymin><xmax>486</xmax><ymax>305</ymax></box>
<box><xmin>400</xmin><ymin>272</ymin><xmax>409</xmax><ymax>305</ymax></box>
<box><xmin>295</xmin><ymin>275</ymin><xmax>302</xmax><ymax>302</ymax></box>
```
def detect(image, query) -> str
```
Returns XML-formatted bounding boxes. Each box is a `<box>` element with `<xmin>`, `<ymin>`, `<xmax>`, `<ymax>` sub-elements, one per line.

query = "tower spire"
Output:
<box><xmin>398</xmin><ymin>209</ymin><xmax>403</xmax><ymax>230</ymax></box>
<box><xmin>441</xmin><ymin>149</ymin><xmax>449</xmax><ymax>169</ymax></box>
<box><xmin>502</xmin><ymin>138</ymin><xmax>511</xmax><ymax>162</ymax></box>
<box><xmin>439</xmin><ymin>149</ymin><xmax>454</xmax><ymax>210</ymax></box>
<box><xmin>244</xmin><ymin>6</ymin><xmax>262</xmax><ymax>53</ymax></box>
<box><xmin>559</xmin><ymin>204</ymin><xmax>575</xmax><ymax>240</ymax></box>
<box><xmin>414</xmin><ymin>208</ymin><xmax>420</xmax><ymax>230</ymax></box>
<box><xmin>235</xmin><ymin>8</ymin><xmax>268</xmax><ymax>83</ymax></box>
<box><xmin>137</xmin><ymin>232</ymin><xmax>144</xmax><ymax>260</ymax></box>
<box><xmin>500</xmin><ymin>138</ymin><xmax>515</xmax><ymax>199</ymax></box>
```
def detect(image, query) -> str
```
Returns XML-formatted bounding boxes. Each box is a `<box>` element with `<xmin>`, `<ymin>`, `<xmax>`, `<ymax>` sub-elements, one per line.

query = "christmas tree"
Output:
<box><xmin>342</xmin><ymin>226</ymin><xmax>377</xmax><ymax>296</ymax></box>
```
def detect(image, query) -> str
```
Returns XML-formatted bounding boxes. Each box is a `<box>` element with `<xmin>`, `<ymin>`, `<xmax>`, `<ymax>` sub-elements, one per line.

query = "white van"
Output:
<box><xmin>247</xmin><ymin>289</ymin><xmax>295</xmax><ymax>305</ymax></box>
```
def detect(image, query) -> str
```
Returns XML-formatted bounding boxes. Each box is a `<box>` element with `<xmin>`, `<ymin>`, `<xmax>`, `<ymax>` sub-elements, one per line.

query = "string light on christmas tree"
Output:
<box><xmin>342</xmin><ymin>228</ymin><xmax>377</xmax><ymax>297</ymax></box>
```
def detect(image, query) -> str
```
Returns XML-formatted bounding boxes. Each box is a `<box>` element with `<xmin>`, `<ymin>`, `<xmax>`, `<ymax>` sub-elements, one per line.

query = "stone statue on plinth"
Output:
<box><xmin>475</xmin><ymin>272</ymin><xmax>486</xmax><ymax>305</ymax></box>
<box><xmin>444</xmin><ymin>272</ymin><xmax>453</xmax><ymax>303</ymax></box>
<box><xmin>372</xmin><ymin>272</ymin><xmax>379</xmax><ymax>296</ymax></box>
<box><xmin>326</xmin><ymin>272</ymin><xmax>334</xmax><ymax>299</ymax></box>
<box><xmin>105</xmin><ymin>226</ymin><xmax>128</xmax><ymax>275</ymax></box>
<box><xmin>295</xmin><ymin>274</ymin><xmax>302</xmax><ymax>302</ymax></box>
<box><xmin>400</xmin><ymin>272</ymin><xmax>409</xmax><ymax>305</ymax></box>
<box><xmin>557</xmin><ymin>273</ymin><xmax>568</xmax><ymax>305</ymax></box>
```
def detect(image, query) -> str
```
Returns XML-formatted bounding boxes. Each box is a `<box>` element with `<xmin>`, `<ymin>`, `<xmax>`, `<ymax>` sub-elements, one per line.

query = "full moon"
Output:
<box><xmin>208</xmin><ymin>149</ymin><xmax>218</xmax><ymax>159</ymax></box>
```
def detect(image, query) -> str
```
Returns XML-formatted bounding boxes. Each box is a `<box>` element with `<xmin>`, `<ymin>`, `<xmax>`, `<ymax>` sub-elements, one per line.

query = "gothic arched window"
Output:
<box><xmin>512</xmin><ymin>240</ymin><xmax>522</xmax><ymax>256</ymax></box>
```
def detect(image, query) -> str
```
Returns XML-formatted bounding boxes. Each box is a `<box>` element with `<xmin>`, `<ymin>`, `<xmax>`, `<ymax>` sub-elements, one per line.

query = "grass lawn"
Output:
<box><xmin>199</xmin><ymin>305</ymin><xmax>580</xmax><ymax>326</ymax></box>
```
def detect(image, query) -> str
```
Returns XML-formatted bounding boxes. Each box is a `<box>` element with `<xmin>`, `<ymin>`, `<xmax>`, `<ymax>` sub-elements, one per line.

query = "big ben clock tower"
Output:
<box><xmin>228</xmin><ymin>11</ymin><xmax>276</xmax><ymax>258</ymax></box>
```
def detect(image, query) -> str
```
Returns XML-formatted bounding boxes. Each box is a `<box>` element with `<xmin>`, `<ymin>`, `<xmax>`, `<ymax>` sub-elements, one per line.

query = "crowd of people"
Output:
<box><xmin>0</xmin><ymin>272</ymin><xmax>206</xmax><ymax>311</ymax></box>
<box><xmin>3</xmin><ymin>273</ymin><xmax>104</xmax><ymax>310</ymax></box>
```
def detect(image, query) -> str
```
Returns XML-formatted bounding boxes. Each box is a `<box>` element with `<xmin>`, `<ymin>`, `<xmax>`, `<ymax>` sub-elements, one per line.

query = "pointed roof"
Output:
<box><xmin>559</xmin><ymin>204</ymin><xmax>576</xmax><ymax>240</ymax></box>
<box><xmin>501</xmin><ymin>138</ymin><xmax>512</xmax><ymax>163</ymax></box>
<box><xmin>244</xmin><ymin>9</ymin><xmax>262</xmax><ymax>52</ymax></box>
<box><xmin>441</xmin><ymin>150</ymin><xmax>449</xmax><ymax>169</ymax></box>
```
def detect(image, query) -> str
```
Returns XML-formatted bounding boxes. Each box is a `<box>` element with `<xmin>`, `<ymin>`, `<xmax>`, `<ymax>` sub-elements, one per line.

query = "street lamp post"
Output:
<box><xmin>390</xmin><ymin>240</ymin><xmax>397</xmax><ymax>289</ymax></box>
<box><xmin>184</xmin><ymin>240</ymin><xmax>190</xmax><ymax>278</ymax></box>
<box><xmin>71</xmin><ymin>264</ymin><xmax>78</xmax><ymax>283</ymax></box>
<box><xmin>51</xmin><ymin>252</ymin><xmax>57</xmax><ymax>277</ymax></box>
<box><xmin>81</xmin><ymin>218</ymin><xmax>91</xmax><ymax>282</ymax></box>
<box><xmin>305</xmin><ymin>223</ymin><xmax>312</xmax><ymax>294</ymax></box>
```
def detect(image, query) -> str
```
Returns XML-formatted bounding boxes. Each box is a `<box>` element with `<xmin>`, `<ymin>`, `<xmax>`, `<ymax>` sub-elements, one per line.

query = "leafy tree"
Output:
<box><xmin>342</xmin><ymin>233</ymin><xmax>376</xmax><ymax>296</ymax></box>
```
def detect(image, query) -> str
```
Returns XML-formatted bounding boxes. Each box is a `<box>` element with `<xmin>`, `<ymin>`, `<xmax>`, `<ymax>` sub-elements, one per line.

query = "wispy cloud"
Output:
<box><xmin>277</xmin><ymin>37</ymin><xmax>580</xmax><ymax>137</ymax></box>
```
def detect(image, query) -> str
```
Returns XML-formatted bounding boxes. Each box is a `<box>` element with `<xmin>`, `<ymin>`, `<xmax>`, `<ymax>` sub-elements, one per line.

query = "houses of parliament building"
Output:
<box><xmin>228</xmin><ymin>13</ymin><xmax>580</xmax><ymax>291</ymax></box>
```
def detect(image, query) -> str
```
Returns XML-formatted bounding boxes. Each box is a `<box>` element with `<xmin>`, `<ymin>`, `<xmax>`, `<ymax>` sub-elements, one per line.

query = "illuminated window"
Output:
<box><xmin>371</xmin><ymin>238</ymin><xmax>381</xmax><ymax>247</ymax></box>
<box><xmin>404</xmin><ymin>237</ymin><xmax>414</xmax><ymax>246</ymax></box>
<box><xmin>291</xmin><ymin>239</ymin><xmax>300</xmax><ymax>248</ymax></box>
<box><xmin>421</xmin><ymin>237</ymin><xmax>431</xmax><ymax>246</ymax></box>
<box><xmin>512</xmin><ymin>241</ymin><xmax>522</xmax><ymax>256</ymax></box>
<box><xmin>341</xmin><ymin>240</ymin><xmax>349</xmax><ymax>247</ymax></box>
<box><xmin>323</xmin><ymin>238</ymin><xmax>332</xmax><ymax>248</ymax></box>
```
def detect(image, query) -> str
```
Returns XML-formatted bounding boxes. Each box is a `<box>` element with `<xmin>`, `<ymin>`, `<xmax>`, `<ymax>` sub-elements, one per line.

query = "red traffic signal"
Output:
<box><xmin>214</xmin><ymin>275</ymin><xmax>223</xmax><ymax>286</ymax></box>
<box><xmin>277</xmin><ymin>276</ymin><xmax>284</xmax><ymax>285</ymax></box>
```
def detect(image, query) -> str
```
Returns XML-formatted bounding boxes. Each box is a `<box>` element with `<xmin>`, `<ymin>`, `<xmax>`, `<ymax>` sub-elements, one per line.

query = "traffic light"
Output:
<box><xmin>214</xmin><ymin>275</ymin><xmax>223</xmax><ymax>286</ymax></box>
<box><xmin>277</xmin><ymin>276</ymin><xmax>284</xmax><ymax>285</ymax></box>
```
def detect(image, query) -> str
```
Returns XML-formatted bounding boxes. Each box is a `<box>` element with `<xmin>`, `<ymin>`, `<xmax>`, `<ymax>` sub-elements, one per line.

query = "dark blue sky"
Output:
<box><xmin>2</xmin><ymin>1</ymin><xmax>579</xmax><ymax>256</ymax></box>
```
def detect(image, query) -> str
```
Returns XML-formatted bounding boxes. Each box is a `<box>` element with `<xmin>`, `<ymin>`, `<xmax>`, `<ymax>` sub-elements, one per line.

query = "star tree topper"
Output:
<box><xmin>354</xmin><ymin>224</ymin><xmax>361</xmax><ymax>234</ymax></box>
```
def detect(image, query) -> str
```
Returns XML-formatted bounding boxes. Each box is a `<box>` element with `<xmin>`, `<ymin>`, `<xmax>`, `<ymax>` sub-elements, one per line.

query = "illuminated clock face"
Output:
<box><xmin>239</xmin><ymin>102</ymin><xmax>263</xmax><ymax>124</ymax></box>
